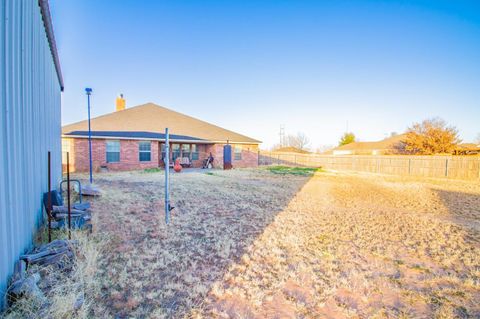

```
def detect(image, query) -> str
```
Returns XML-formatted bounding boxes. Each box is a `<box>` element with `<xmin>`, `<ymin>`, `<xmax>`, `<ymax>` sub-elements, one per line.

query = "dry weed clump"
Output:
<box><xmin>65</xmin><ymin>168</ymin><xmax>479</xmax><ymax>318</ymax></box>
<box><xmin>3</xmin><ymin>227</ymin><xmax>106</xmax><ymax>319</ymax></box>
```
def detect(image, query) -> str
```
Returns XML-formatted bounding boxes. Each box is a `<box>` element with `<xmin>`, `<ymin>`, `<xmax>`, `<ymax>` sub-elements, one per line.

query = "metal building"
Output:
<box><xmin>0</xmin><ymin>0</ymin><xmax>63</xmax><ymax>307</ymax></box>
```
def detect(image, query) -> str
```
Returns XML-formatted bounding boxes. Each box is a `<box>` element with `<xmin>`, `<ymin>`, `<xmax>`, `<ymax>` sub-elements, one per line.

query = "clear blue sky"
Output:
<box><xmin>51</xmin><ymin>0</ymin><xmax>480</xmax><ymax>149</ymax></box>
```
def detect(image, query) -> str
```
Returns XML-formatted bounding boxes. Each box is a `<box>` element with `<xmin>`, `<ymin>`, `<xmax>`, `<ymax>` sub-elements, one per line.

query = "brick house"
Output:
<box><xmin>61</xmin><ymin>102</ymin><xmax>261</xmax><ymax>172</ymax></box>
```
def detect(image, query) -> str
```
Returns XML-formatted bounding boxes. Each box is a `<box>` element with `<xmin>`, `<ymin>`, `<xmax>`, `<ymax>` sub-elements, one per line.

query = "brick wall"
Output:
<box><xmin>72</xmin><ymin>138</ymin><xmax>159</xmax><ymax>172</ymax></box>
<box><xmin>68</xmin><ymin>138</ymin><xmax>259</xmax><ymax>172</ymax></box>
<box><xmin>62</xmin><ymin>138</ymin><xmax>75</xmax><ymax>173</ymax></box>
<box><xmin>235</xmin><ymin>144</ymin><xmax>259</xmax><ymax>168</ymax></box>
<box><xmin>207</xmin><ymin>143</ymin><xmax>259</xmax><ymax>168</ymax></box>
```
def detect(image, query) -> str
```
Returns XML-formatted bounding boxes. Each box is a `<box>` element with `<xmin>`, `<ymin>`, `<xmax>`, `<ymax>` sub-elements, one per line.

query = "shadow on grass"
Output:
<box><xmin>433</xmin><ymin>188</ymin><xmax>480</xmax><ymax>241</ymax></box>
<box><xmin>85</xmin><ymin>169</ymin><xmax>316</xmax><ymax>317</ymax></box>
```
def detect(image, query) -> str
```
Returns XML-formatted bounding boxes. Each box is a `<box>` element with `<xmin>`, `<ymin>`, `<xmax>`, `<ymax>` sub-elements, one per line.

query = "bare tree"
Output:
<box><xmin>284</xmin><ymin>132</ymin><xmax>311</xmax><ymax>150</ymax></box>
<box><xmin>403</xmin><ymin>118</ymin><xmax>461</xmax><ymax>155</ymax></box>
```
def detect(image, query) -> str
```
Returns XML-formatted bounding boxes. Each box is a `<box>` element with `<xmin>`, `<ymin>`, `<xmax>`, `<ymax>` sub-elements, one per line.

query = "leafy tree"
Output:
<box><xmin>403</xmin><ymin>118</ymin><xmax>461</xmax><ymax>155</ymax></box>
<box><xmin>339</xmin><ymin>132</ymin><xmax>356</xmax><ymax>146</ymax></box>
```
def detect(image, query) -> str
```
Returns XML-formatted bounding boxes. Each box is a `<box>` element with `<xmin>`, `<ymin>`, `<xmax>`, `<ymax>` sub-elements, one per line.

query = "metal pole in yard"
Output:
<box><xmin>165</xmin><ymin>128</ymin><xmax>171</xmax><ymax>224</ymax></box>
<box><xmin>47</xmin><ymin>151</ymin><xmax>52</xmax><ymax>243</ymax></box>
<box><xmin>86</xmin><ymin>88</ymin><xmax>93</xmax><ymax>185</ymax></box>
<box><xmin>67</xmin><ymin>152</ymin><xmax>71</xmax><ymax>239</ymax></box>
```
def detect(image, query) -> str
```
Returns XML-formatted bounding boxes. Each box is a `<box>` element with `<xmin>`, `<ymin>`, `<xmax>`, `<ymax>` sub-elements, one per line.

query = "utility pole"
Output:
<box><xmin>279</xmin><ymin>124</ymin><xmax>285</xmax><ymax>147</ymax></box>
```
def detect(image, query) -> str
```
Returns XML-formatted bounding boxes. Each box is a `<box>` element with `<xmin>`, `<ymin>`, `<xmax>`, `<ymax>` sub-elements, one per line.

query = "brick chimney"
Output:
<box><xmin>116</xmin><ymin>94</ymin><xmax>126</xmax><ymax>111</ymax></box>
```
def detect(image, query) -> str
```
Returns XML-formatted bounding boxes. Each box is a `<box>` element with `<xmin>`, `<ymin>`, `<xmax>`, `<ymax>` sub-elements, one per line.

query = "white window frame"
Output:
<box><xmin>106</xmin><ymin>140</ymin><xmax>121</xmax><ymax>163</ymax></box>
<box><xmin>139</xmin><ymin>141</ymin><xmax>152</xmax><ymax>162</ymax></box>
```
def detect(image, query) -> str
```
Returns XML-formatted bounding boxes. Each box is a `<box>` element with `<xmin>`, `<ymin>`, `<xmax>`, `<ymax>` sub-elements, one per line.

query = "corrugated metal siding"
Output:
<box><xmin>0</xmin><ymin>0</ymin><xmax>62</xmax><ymax>308</ymax></box>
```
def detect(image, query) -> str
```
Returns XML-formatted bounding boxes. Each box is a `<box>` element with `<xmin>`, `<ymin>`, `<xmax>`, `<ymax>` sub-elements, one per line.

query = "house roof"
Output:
<box><xmin>330</xmin><ymin>134</ymin><xmax>407</xmax><ymax>152</ymax></box>
<box><xmin>64</xmin><ymin>131</ymin><xmax>205</xmax><ymax>142</ymax></box>
<box><xmin>272</xmin><ymin>146</ymin><xmax>311</xmax><ymax>154</ymax></box>
<box><xmin>39</xmin><ymin>0</ymin><xmax>63</xmax><ymax>91</ymax></box>
<box><xmin>62</xmin><ymin>103</ymin><xmax>261</xmax><ymax>144</ymax></box>
<box><xmin>456</xmin><ymin>143</ymin><xmax>480</xmax><ymax>151</ymax></box>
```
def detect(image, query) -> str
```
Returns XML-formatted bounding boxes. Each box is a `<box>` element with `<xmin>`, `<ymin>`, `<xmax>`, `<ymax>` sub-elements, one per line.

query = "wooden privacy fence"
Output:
<box><xmin>259</xmin><ymin>151</ymin><xmax>480</xmax><ymax>180</ymax></box>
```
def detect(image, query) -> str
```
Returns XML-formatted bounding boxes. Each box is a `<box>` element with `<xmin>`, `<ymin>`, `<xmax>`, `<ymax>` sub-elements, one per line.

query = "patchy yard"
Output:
<box><xmin>83</xmin><ymin>168</ymin><xmax>480</xmax><ymax>318</ymax></box>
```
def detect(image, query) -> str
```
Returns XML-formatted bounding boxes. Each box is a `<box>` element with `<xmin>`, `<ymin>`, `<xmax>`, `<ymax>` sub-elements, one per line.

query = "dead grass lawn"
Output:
<box><xmin>81</xmin><ymin>169</ymin><xmax>479</xmax><ymax>318</ymax></box>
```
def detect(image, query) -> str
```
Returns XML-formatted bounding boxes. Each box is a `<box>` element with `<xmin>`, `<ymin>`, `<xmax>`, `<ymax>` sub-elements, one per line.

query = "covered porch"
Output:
<box><xmin>158</xmin><ymin>142</ymin><xmax>214</xmax><ymax>168</ymax></box>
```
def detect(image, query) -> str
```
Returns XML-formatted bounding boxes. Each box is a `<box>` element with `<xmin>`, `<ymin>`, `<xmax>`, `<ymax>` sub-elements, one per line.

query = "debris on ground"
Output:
<box><xmin>19</xmin><ymin>239</ymin><xmax>75</xmax><ymax>268</ymax></box>
<box><xmin>2</xmin><ymin>232</ymin><xmax>101</xmax><ymax>319</ymax></box>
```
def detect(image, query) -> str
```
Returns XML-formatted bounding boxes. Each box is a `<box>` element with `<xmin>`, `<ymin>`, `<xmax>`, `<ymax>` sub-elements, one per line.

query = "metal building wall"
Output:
<box><xmin>0</xmin><ymin>0</ymin><xmax>62</xmax><ymax>307</ymax></box>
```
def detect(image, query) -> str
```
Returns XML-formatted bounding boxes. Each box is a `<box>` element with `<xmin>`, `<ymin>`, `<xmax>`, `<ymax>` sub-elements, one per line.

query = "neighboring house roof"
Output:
<box><xmin>62</xmin><ymin>103</ymin><xmax>261</xmax><ymax>144</ymax></box>
<box><xmin>455</xmin><ymin>143</ymin><xmax>480</xmax><ymax>155</ymax></box>
<box><xmin>272</xmin><ymin>147</ymin><xmax>311</xmax><ymax>154</ymax></box>
<box><xmin>39</xmin><ymin>0</ymin><xmax>63</xmax><ymax>91</ymax></box>
<box><xmin>456</xmin><ymin>143</ymin><xmax>480</xmax><ymax>151</ymax></box>
<box><xmin>329</xmin><ymin>134</ymin><xmax>407</xmax><ymax>153</ymax></box>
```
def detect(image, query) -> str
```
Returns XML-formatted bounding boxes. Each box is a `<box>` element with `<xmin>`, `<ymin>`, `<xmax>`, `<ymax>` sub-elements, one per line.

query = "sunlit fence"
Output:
<box><xmin>259</xmin><ymin>151</ymin><xmax>480</xmax><ymax>180</ymax></box>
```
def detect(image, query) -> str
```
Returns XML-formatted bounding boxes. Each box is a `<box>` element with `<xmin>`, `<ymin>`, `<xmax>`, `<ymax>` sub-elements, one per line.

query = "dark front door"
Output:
<box><xmin>223</xmin><ymin>144</ymin><xmax>232</xmax><ymax>169</ymax></box>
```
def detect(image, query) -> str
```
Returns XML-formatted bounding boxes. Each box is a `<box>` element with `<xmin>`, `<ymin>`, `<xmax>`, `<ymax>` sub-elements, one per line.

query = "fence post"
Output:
<box><xmin>478</xmin><ymin>158</ymin><xmax>480</xmax><ymax>180</ymax></box>
<box><xmin>445</xmin><ymin>158</ymin><xmax>449</xmax><ymax>177</ymax></box>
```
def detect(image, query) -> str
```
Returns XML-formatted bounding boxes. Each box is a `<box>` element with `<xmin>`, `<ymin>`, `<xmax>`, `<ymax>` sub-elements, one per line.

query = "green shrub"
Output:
<box><xmin>266</xmin><ymin>166</ymin><xmax>321</xmax><ymax>176</ymax></box>
<box><xmin>143</xmin><ymin>168</ymin><xmax>163</xmax><ymax>173</ymax></box>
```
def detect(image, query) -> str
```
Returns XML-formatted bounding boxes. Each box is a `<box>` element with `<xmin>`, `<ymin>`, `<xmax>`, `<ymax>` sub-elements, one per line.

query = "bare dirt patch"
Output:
<box><xmin>82</xmin><ymin>169</ymin><xmax>479</xmax><ymax>318</ymax></box>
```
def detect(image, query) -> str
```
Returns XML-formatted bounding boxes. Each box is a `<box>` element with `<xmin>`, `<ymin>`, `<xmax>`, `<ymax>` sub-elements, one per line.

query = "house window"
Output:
<box><xmin>181</xmin><ymin>144</ymin><xmax>191</xmax><ymax>159</ymax></box>
<box><xmin>139</xmin><ymin>141</ymin><xmax>151</xmax><ymax>162</ymax></box>
<box><xmin>234</xmin><ymin>145</ymin><xmax>242</xmax><ymax>160</ymax></box>
<box><xmin>172</xmin><ymin>144</ymin><xmax>181</xmax><ymax>161</ymax></box>
<box><xmin>192</xmin><ymin>144</ymin><xmax>199</xmax><ymax>160</ymax></box>
<box><xmin>106</xmin><ymin>140</ymin><xmax>120</xmax><ymax>163</ymax></box>
<box><xmin>62</xmin><ymin>139</ymin><xmax>71</xmax><ymax>164</ymax></box>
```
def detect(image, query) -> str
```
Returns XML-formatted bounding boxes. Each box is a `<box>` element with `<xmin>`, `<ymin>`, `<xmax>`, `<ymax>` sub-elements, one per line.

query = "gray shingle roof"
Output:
<box><xmin>62</xmin><ymin>103</ymin><xmax>261</xmax><ymax>144</ymax></box>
